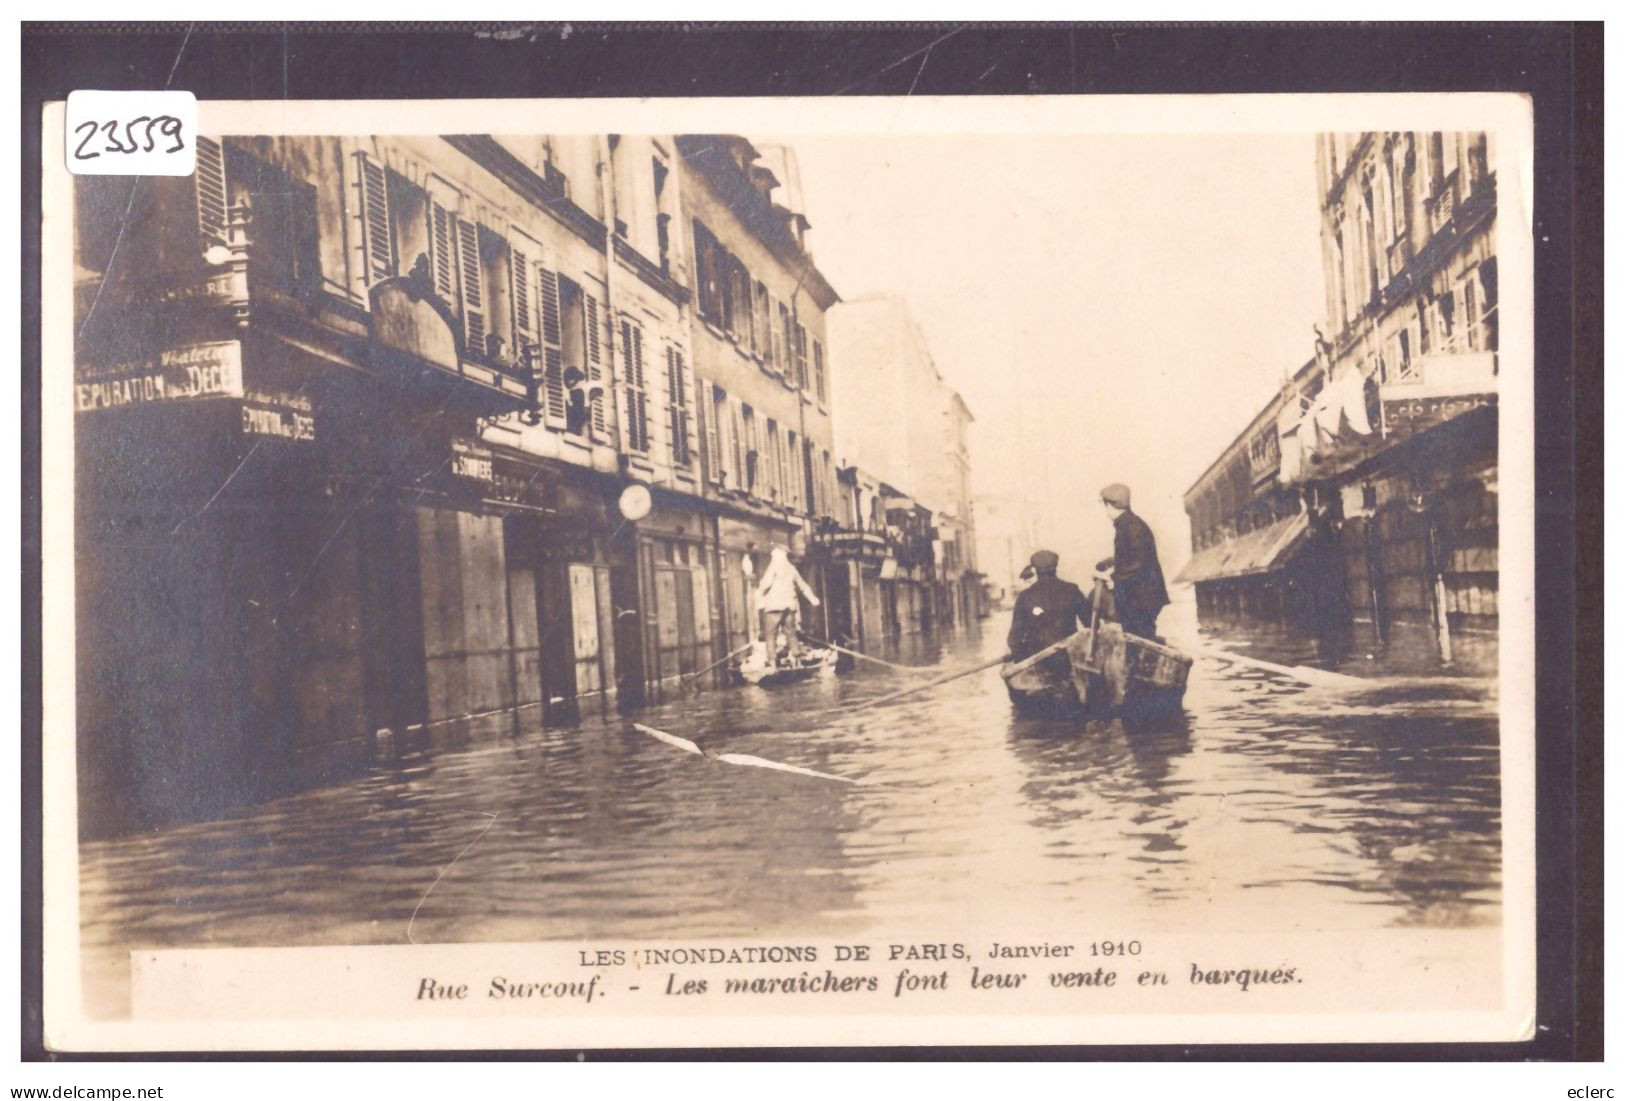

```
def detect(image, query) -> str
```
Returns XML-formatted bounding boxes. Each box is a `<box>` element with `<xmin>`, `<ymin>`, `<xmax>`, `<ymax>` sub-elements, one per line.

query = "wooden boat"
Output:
<box><xmin>734</xmin><ymin>642</ymin><xmax>839</xmax><ymax>687</ymax></box>
<box><xmin>1001</xmin><ymin>622</ymin><xmax>1192</xmax><ymax>720</ymax></box>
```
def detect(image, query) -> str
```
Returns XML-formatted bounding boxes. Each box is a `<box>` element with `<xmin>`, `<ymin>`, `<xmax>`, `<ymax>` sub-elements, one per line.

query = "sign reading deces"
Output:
<box><xmin>241</xmin><ymin>389</ymin><xmax>316</xmax><ymax>443</ymax></box>
<box><xmin>75</xmin><ymin>341</ymin><xmax>244</xmax><ymax>412</ymax></box>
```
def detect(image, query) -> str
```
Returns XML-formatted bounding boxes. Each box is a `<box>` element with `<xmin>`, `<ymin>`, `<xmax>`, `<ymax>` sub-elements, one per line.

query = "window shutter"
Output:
<box><xmin>510</xmin><ymin>248</ymin><xmax>534</xmax><ymax>345</ymax></box>
<box><xmin>428</xmin><ymin>202</ymin><xmax>455</xmax><ymax>298</ymax></box>
<box><xmin>456</xmin><ymin>218</ymin><xmax>484</xmax><ymax>351</ymax></box>
<box><xmin>585</xmin><ymin>292</ymin><xmax>607</xmax><ymax>440</ymax></box>
<box><xmin>356</xmin><ymin>153</ymin><xmax>394</xmax><ymax>284</ymax></box>
<box><xmin>536</xmin><ymin>264</ymin><xmax>566</xmax><ymax>425</ymax></box>
<box><xmin>194</xmin><ymin>136</ymin><xmax>229</xmax><ymax>248</ymax></box>
<box><xmin>770</xmin><ymin>302</ymin><xmax>784</xmax><ymax>371</ymax></box>
<box><xmin>621</xmin><ymin>318</ymin><xmax>648</xmax><ymax>454</ymax></box>
<box><xmin>729</xmin><ymin>399</ymin><xmax>746</xmax><ymax>491</ymax></box>
<box><xmin>707</xmin><ymin>387</ymin><xmax>726</xmax><ymax>484</ymax></box>
<box><xmin>678</xmin><ymin>349</ymin><xmax>695</xmax><ymax>467</ymax></box>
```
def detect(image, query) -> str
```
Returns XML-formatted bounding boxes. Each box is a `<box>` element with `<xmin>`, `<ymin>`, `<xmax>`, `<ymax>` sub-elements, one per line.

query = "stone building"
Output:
<box><xmin>827</xmin><ymin>296</ymin><xmax>980</xmax><ymax>643</ymax></box>
<box><xmin>71</xmin><ymin>129</ymin><xmax>844</xmax><ymax>830</ymax></box>
<box><xmin>1178</xmin><ymin>130</ymin><xmax>1499</xmax><ymax>664</ymax></box>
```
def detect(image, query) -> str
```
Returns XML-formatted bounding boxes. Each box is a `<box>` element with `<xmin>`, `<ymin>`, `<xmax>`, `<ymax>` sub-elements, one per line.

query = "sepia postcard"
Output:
<box><xmin>40</xmin><ymin>89</ymin><xmax>1536</xmax><ymax>1052</ymax></box>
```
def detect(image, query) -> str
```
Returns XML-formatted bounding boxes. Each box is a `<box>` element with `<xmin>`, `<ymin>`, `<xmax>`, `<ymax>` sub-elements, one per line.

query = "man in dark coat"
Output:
<box><xmin>1007</xmin><ymin>550</ymin><xmax>1093</xmax><ymax>663</ymax></box>
<box><xmin>1095</xmin><ymin>483</ymin><xmax>1170</xmax><ymax>640</ymax></box>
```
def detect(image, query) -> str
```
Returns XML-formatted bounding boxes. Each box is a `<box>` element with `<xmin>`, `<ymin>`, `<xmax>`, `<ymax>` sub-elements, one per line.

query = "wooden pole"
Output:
<box><xmin>842</xmin><ymin>653</ymin><xmax>1012</xmax><ymax>716</ymax></box>
<box><xmin>799</xmin><ymin>632</ymin><xmax>925</xmax><ymax>673</ymax></box>
<box><xmin>678</xmin><ymin>643</ymin><xmax>754</xmax><ymax>693</ymax></box>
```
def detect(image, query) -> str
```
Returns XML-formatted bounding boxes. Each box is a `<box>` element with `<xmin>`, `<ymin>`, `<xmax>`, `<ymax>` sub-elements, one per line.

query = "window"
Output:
<box><xmin>813</xmin><ymin>340</ymin><xmax>827</xmax><ymax>404</ymax></box>
<box><xmin>228</xmin><ymin>146</ymin><xmax>319</xmax><ymax>292</ymax></box>
<box><xmin>652</xmin><ymin>157</ymin><xmax>671</xmax><ymax>269</ymax></box>
<box><xmin>559</xmin><ymin>276</ymin><xmax>591</xmax><ymax>434</ymax></box>
<box><xmin>620</xmin><ymin>316</ymin><xmax>650</xmax><ymax>453</ymax></box>
<box><xmin>753</xmin><ymin>281</ymin><xmax>769</xmax><ymax>358</ymax></box>
<box><xmin>765</xmin><ymin>419</ymin><xmax>782</xmax><ymax>501</ymax></box>
<box><xmin>693</xmin><ymin>219</ymin><xmax>720</xmax><ymax>323</ymax></box>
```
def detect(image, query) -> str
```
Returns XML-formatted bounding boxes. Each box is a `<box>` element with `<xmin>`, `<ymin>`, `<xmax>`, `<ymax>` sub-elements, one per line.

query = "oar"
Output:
<box><xmin>1196</xmin><ymin>646</ymin><xmax>1365</xmax><ymax>689</ymax></box>
<box><xmin>799</xmin><ymin>633</ymin><xmax>927</xmax><ymax>674</ymax></box>
<box><xmin>678</xmin><ymin>643</ymin><xmax>754</xmax><ymax>693</ymax></box>
<box><xmin>841</xmin><ymin>653</ymin><xmax>1012</xmax><ymax>716</ymax></box>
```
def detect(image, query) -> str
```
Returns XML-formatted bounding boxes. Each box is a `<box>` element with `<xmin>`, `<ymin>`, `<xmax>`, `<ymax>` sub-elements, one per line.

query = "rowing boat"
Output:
<box><xmin>1001</xmin><ymin>623</ymin><xmax>1192</xmax><ymax>720</ymax></box>
<box><xmin>733</xmin><ymin>642</ymin><xmax>840</xmax><ymax>687</ymax></box>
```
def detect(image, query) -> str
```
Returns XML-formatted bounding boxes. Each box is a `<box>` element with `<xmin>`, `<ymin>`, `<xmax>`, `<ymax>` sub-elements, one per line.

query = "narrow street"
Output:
<box><xmin>78</xmin><ymin>599</ymin><xmax>1500</xmax><ymax>1016</ymax></box>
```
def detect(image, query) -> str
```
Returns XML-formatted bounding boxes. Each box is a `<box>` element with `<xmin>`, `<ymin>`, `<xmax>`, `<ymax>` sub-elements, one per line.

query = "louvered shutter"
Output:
<box><xmin>706</xmin><ymin>387</ymin><xmax>725</xmax><ymax>485</ymax></box>
<box><xmin>194</xmin><ymin>136</ymin><xmax>229</xmax><ymax>248</ymax></box>
<box><xmin>536</xmin><ymin>264</ymin><xmax>566</xmax><ymax>425</ymax></box>
<box><xmin>585</xmin><ymin>292</ymin><xmax>607</xmax><ymax>440</ymax></box>
<box><xmin>729</xmin><ymin>399</ymin><xmax>746</xmax><ymax>492</ymax></box>
<box><xmin>665</xmin><ymin>347</ymin><xmax>693</xmax><ymax>467</ymax></box>
<box><xmin>622</xmin><ymin>319</ymin><xmax>648</xmax><ymax>454</ymax></box>
<box><xmin>456</xmin><ymin>218</ymin><xmax>484</xmax><ymax>352</ymax></box>
<box><xmin>428</xmin><ymin>201</ymin><xmax>454</xmax><ymax>299</ymax></box>
<box><xmin>664</xmin><ymin>346</ymin><xmax>680</xmax><ymax>464</ymax></box>
<box><xmin>356</xmin><ymin>153</ymin><xmax>394</xmax><ymax>284</ymax></box>
<box><xmin>680</xmin><ymin>350</ymin><xmax>697</xmax><ymax>471</ymax></box>
<box><xmin>510</xmin><ymin>246</ymin><xmax>535</xmax><ymax>347</ymax></box>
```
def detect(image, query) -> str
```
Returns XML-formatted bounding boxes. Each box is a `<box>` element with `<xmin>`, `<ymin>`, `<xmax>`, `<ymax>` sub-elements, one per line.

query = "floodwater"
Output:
<box><xmin>77</xmin><ymin>596</ymin><xmax>1502</xmax><ymax>1014</ymax></box>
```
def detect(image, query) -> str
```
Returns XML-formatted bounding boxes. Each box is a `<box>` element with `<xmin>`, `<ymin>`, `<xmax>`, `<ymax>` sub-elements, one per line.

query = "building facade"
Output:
<box><xmin>827</xmin><ymin>296</ymin><xmax>980</xmax><ymax>645</ymax></box>
<box><xmin>71</xmin><ymin>130</ymin><xmax>845</xmax><ymax>829</ymax></box>
<box><xmin>1179</xmin><ymin>130</ymin><xmax>1498</xmax><ymax>664</ymax></box>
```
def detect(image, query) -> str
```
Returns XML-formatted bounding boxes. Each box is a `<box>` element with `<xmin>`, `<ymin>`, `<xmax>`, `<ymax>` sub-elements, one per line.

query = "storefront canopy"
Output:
<box><xmin>1174</xmin><ymin>511</ymin><xmax>1310</xmax><ymax>585</ymax></box>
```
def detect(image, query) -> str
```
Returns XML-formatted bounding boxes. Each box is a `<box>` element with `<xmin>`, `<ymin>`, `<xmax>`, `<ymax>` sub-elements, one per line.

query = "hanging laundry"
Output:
<box><xmin>1314</xmin><ymin>386</ymin><xmax>1343</xmax><ymax>437</ymax></box>
<box><xmin>1277</xmin><ymin>423</ymin><xmax>1302</xmax><ymax>483</ymax></box>
<box><xmin>1341</xmin><ymin>369</ymin><xmax>1374</xmax><ymax>435</ymax></box>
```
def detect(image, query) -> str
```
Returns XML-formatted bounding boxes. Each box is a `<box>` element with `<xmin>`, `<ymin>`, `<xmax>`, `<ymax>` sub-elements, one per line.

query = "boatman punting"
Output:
<box><xmin>757</xmin><ymin>544</ymin><xmax>822</xmax><ymax>666</ymax></box>
<box><xmin>1006</xmin><ymin>550</ymin><xmax>1093</xmax><ymax>666</ymax></box>
<box><xmin>1095</xmin><ymin>482</ymin><xmax>1170</xmax><ymax>641</ymax></box>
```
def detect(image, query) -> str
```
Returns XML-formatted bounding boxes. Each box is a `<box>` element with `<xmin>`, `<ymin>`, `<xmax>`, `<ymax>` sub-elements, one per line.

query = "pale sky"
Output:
<box><xmin>777</xmin><ymin>132</ymin><xmax>1326</xmax><ymax>576</ymax></box>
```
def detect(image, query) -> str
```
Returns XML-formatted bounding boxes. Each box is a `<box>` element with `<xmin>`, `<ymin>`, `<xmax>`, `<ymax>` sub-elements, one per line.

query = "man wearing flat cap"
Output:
<box><xmin>1096</xmin><ymin>482</ymin><xmax>1170</xmax><ymax>640</ymax></box>
<box><xmin>1007</xmin><ymin>549</ymin><xmax>1093</xmax><ymax>664</ymax></box>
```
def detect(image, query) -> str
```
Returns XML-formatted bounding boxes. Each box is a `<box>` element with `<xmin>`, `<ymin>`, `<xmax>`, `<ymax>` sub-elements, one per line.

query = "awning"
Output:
<box><xmin>1174</xmin><ymin>511</ymin><xmax>1310</xmax><ymax>585</ymax></box>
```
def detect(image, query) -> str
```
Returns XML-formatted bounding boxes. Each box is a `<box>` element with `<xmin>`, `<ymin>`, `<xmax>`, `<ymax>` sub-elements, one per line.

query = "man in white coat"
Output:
<box><xmin>756</xmin><ymin>544</ymin><xmax>821</xmax><ymax>665</ymax></box>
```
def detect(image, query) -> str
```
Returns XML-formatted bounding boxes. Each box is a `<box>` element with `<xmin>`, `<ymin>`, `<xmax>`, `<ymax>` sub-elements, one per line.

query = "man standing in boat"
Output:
<box><xmin>757</xmin><ymin>543</ymin><xmax>821</xmax><ymax>666</ymax></box>
<box><xmin>1007</xmin><ymin>550</ymin><xmax>1093</xmax><ymax>664</ymax></box>
<box><xmin>1095</xmin><ymin>482</ymin><xmax>1170</xmax><ymax>640</ymax></box>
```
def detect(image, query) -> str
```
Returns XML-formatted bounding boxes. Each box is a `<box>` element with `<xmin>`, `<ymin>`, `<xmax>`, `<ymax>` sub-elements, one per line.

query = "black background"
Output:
<box><xmin>21</xmin><ymin>21</ymin><xmax>1602</xmax><ymax>1063</ymax></box>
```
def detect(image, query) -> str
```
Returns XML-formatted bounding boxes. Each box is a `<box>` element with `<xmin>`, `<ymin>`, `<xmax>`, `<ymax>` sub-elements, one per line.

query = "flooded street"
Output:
<box><xmin>78</xmin><ymin>598</ymin><xmax>1501</xmax><ymax>1013</ymax></box>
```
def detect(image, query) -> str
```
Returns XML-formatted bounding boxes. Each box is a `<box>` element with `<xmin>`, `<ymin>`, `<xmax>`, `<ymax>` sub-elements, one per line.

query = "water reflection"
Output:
<box><xmin>79</xmin><ymin>601</ymin><xmax>1501</xmax><ymax>1013</ymax></box>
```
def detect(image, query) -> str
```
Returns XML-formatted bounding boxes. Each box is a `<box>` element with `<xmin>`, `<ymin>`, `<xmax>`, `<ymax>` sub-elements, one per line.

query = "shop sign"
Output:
<box><xmin>1381</xmin><ymin>391</ymin><xmax>1495</xmax><ymax>434</ymax></box>
<box><xmin>450</xmin><ymin>439</ymin><xmax>495</xmax><ymax>484</ymax></box>
<box><xmin>158</xmin><ymin>270</ymin><xmax>242</xmax><ymax>306</ymax></box>
<box><xmin>240</xmin><ymin>389</ymin><xmax>315</xmax><ymax>443</ymax></box>
<box><xmin>74</xmin><ymin>341</ymin><xmax>243</xmax><ymax>412</ymax></box>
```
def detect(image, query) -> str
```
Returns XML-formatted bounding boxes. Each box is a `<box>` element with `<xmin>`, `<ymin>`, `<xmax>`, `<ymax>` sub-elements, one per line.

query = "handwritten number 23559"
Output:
<box><xmin>73</xmin><ymin>116</ymin><xmax>186</xmax><ymax>160</ymax></box>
